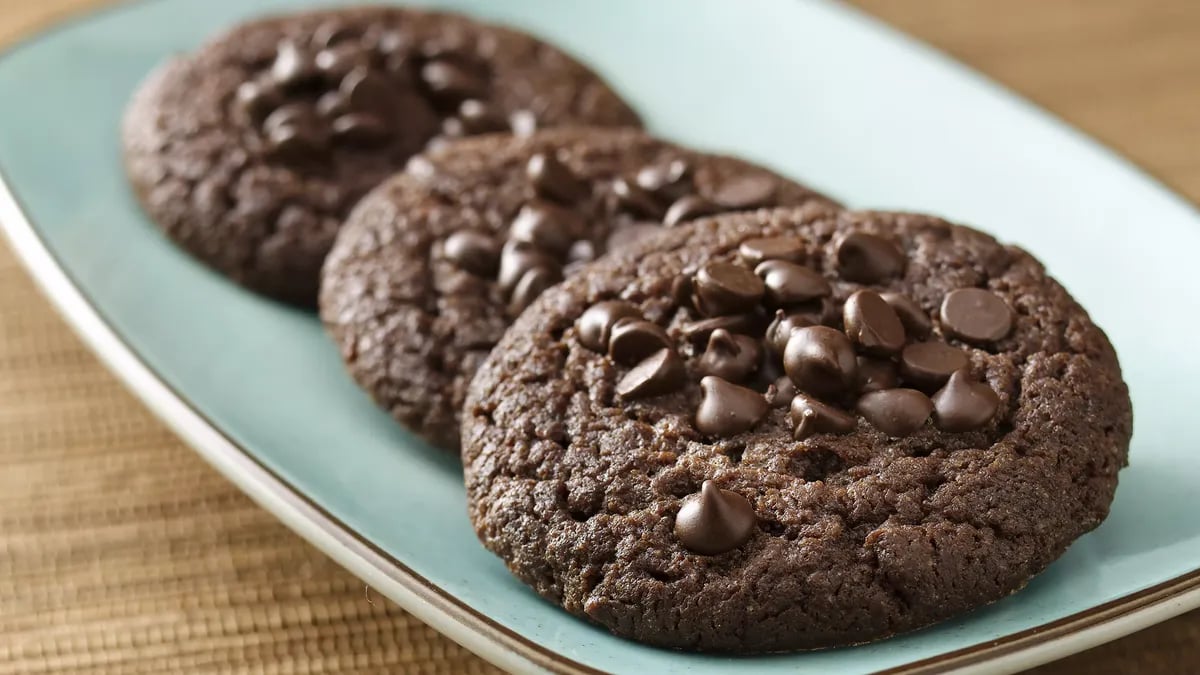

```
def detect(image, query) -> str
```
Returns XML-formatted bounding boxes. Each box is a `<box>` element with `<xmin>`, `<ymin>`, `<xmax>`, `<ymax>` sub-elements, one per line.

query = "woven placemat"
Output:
<box><xmin>0</xmin><ymin>1</ymin><xmax>1198</xmax><ymax>674</ymax></box>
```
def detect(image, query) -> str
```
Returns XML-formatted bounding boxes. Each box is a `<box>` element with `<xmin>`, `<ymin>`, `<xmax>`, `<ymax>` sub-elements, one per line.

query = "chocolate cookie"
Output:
<box><xmin>461</xmin><ymin>205</ymin><xmax>1131</xmax><ymax>652</ymax></box>
<box><xmin>319</xmin><ymin>128</ymin><xmax>834</xmax><ymax>450</ymax></box>
<box><xmin>122</xmin><ymin>7</ymin><xmax>641</xmax><ymax>305</ymax></box>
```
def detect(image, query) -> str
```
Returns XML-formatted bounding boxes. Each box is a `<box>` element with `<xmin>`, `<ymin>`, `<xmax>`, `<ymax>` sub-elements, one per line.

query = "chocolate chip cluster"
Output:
<box><xmin>234</xmin><ymin>19</ymin><xmax>519</xmax><ymax>162</ymax></box>
<box><xmin>577</xmin><ymin>231</ymin><xmax>1012</xmax><ymax>442</ymax></box>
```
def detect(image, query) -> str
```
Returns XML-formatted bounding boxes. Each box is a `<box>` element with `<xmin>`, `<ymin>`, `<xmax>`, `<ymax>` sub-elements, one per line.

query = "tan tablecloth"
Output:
<box><xmin>1</xmin><ymin>1</ymin><xmax>1197</xmax><ymax>672</ymax></box>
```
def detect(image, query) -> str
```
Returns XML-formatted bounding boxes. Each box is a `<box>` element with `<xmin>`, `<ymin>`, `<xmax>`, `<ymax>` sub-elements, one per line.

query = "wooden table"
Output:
<box><xmin>1</xmin><ymin>1</ymin><xmax>1196</xmax><ymax>672</ymax></box>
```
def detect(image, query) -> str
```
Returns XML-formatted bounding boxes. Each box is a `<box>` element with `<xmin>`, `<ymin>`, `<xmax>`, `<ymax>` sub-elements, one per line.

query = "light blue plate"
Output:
<box><xmin>2</xmin><ymin>1</ymin><xmax>1199</xmax><ymax>673</ymax></box>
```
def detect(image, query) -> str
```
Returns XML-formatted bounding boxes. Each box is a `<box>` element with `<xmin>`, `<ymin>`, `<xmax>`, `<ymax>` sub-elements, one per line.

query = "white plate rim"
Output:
<box><xmin>2</xmin><ymin>2</ymin><xmax>1200</xmax><ymax>673</ymax></box>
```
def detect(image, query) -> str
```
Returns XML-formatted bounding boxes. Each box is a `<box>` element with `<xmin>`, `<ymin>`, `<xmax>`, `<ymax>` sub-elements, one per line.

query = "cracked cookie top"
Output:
<box><xmin>462</xmin><ymin>205</ymin><xmax>1131</xmax><ymax>652</ymax></box>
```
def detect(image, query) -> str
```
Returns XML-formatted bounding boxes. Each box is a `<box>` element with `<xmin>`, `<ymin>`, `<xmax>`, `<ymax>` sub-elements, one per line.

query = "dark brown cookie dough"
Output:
<box><xmin>319</xmin><ymin>128</ymin><xmax>834</xmax><ymax>450</ymax></box>
<box><xmin>461</xmin><ymin>205</ymin><xmax>1132</xmax><ymax>652</ymax></box>
<box><xmin>122</xmin><ymin>6</ymin><xmax>642</xmax><ymax>305</ymax></box>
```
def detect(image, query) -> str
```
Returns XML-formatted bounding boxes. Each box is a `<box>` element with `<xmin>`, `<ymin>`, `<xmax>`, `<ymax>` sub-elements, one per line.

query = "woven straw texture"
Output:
<box><xmin>1</xmin><ymin>1</ymin><xmax>1198</xmax><ymax>673</ymax></box>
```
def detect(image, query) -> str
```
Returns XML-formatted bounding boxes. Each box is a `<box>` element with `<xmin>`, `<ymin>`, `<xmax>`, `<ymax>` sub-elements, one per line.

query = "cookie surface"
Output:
<box><xmin>122</xmin><ymin>6</ymin><xmax>641</xmax><ymax>305</ymax></box>
<box><xmin>319</xmin><ymin>128</ymin><xmax>834</xmax><ymax>450</ymax></box>
<box><xmin>461</xmin><ymin>205</ymin><xmax>1132</xmax><ymax>652</ymax></box>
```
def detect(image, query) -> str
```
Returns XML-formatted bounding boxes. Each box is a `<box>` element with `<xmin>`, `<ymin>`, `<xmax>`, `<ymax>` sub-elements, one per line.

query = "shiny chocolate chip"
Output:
<box><xmin>900</xmin><ymin>342</ymin><xmax>969</xmax><ymax>391</ymax></box>
<box><xmin>939</xmin><ymin>288</ymin><xmax>1013</xmax><ymax>344</ymax></box>
<box><xmin>790</xmin><ymin>393</ymin><xmax>855</xmax><ymax>440</ymax></box>
<box><xmin>783</xmin><ymin>326</ymin><xmax>857</xmax><ymax>398</ymax></box>
<box><xmin>663</xmin><ymin>195</ymin><xmax>721</xmax><ymax>227</ymax></box>
<box><xmin>605</xmin><ymin>223</ymin><xmax>662</xmax><ymax>252</ymax></box>
<box><xmin>508</xmin><ymin>200</ymin><xmax>583</xmax><ymax>256</ymax></box>
<box><xmin>508</xmin><ymin>266</ymin><xmax>560</xmax><ymax>316</ymax></box>
<box><xmin>834</xmin><ymin>232</ymin><xmax>905</xmax><ymax>283</ymax></box>
<box><xmin>577</xmin><ymin>301</ymin><xmax>641</xmax><ymax>353</ymax></box>
<box><xmin>566</xmin><ymin>240</ymin><xmax>596</xmax><ymax>266</ymax></box>
<box><xmin>498</xmin><ymin>240</ymin><xmax>559</xmax><ymax>291</ymax></box>
<box><xmin>882</xmin><ymin>292</ymin><xmax>932</xmax><ymax>339</ymax></box>
<box><xmin>264</xmin><ymin>122</ymin><xmax>327</xmax><ymax>161</ymax></box>
<box><xmin>331</xmin><ymin>113</ymin><xmax>391</xmax><ymax>145</ymax></box>
<box><xmin>635</xmin><ymin>159</ymin><xmax>691</xmax><ymax>201</ymax></box>
<box><xmin>612</xmin><ymin>177</ymin><xmax>663</xmax><ymax>219</ymax></box>
<box><xmin>766</xmin><ymin>309</ymin><xmax>814</xmax><ymax>356</ymax></box>
<box><xmin>312</xmin><ymin>20</ymin><xmax>357</xmax><ymax>48</ymax></box>
<box><xmin>674</xmin><ymin>480</ymin><xmax>756</xmax><ymax>555</ymax></box>
<box><xmin>315</xmin><ymin>90</ymin><xmax>349</xmax><ymax>119</ymax></box>
<box><xmin>693</xmin><ymin>262</ymin><xmax>765</xmax><ymax>316</ymax></box>
<box><xmin>262</xmin><ymin>102</ymin><xmax>314</xmax><ymax>133</ymax></box>
<box><xmin>340</xmin><ymin>67</ymin><xmax>399</xmax><ymax>116</ymax></box>
<box><xmin>856</xmin><ymin>388</ymin><xmax>933</xmax><ymax>436</ymax></box>
<box><xmin>856</xmin><ymin>357</ymin><xmax>899</xmax><ymax>393</ymax></box>
<box><xmin>457</xmin><ymin>99</ymin><xmax>507</xmax><ymax>134</ymax></box>
<box><xmin>681</xmin><ymin>314</ymin><xmax>762</xmax><ymax>344</ymax></box>
<box><xmin>527</xmin><ymin>153</ymin><xmax>587</xmax><ymax>204</ymax></box>
<box><xmin>271</xmin><ymin>41</ymin><xmax>319</xmax><ymax>89</ymax></box>
<box><xmin>419</xmin><ymin>59</ymin><xmax>486</xmax><ymax>104</ymax></box>
<box><xmin>755</xmin><ymin>260</ymin><xmax>831</xmax><ymax>307</ymax></box>
<box><xmin>931</xmin><ymin>369</ymin><xmax>1000</xmax><ymax>432</ymax></box>
<box><xmin>697</xmin><ymin>329</ymin><xmax>762</xmax><ymax>383</ymax></box>
<box><xmin>739</xmin><ymin>237</ymin><xmax>806</xmax><ymax>266</ymax></box>
<box><xmin>712</xmin><ymin>173</ymin><xmax>776</xmax><ymax>209</ymax></box>
<box><xmin>235</xmin><ymin>79</ymin><xmax>280</xmax><ymax>121</ymax></box>
<box><xmin>767</xmin><ymin>375</ymin><xmax>797</xmax><ymax>408</ymax></box>
<box><xmin>695</xmin><ymin>376</ymin><xmax>769</xmax><ymax>437</ymax></box>
<box><xmin>316</xmin><ymin>43</ymin><xmax>369</xmax><ymax>80</ymax></box>
<box><xmin>442</xmin><ymin>231</ymin><xmax>499</xmax><ymax>277</ymax></box>
<box><xmin>617</xmin><ymin>348</ymin><xmax>686</xmax><ymax>399</ymax></box>
<box><xmin>608</xmin><ymin>319</ymin><xmax>671</xmax><ymax>366</ymax></box>
<box><xmin>843</xmin><ymin>290</ymin><xmax>907</xmax><ymax>356</ymax></box>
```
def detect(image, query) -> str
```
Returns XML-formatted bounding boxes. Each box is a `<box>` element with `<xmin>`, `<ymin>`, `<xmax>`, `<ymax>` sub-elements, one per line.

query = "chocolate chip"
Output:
<box><xmin>790</xmin><ymin>393</ymin><xmax>855</xmax><ymax>440</ymax></box>
<box><xmin>612</xmin><ymin>177</ymin><xmax>664</xmax><ymax>219</ymax></box>
<box><xmin>739</xmin><ymin>237</ymin><xmax>806</xmax><ymax>266</ymax></box>
<box><xmin>881</xmin><ymin>292</ymin><xmax>931</xmax><ymax>339</ymax></box>
<box><xmin>680</xmin><ymin>314</ymin><xmax>762</xmax><ymax>344</ymax></box>
<box><xmin>508</xmin><ymin>200</ymin><xmax>582</xmax><ymax>256</ymax></box>
<box><xmin>767</xmin><ymin>375</ymin><xmax>797</xmax><ymax>407</ymax></box>
<box><xmin>766</xmin><ymin>309</ymin><xmax>814</xmax><ymax>356</ymax></box>
<box><xmin>316</xmin><ymin>43</ymin><xmax>369</xmax><ymax>80</ymax></box>
<box><xmin>697</xmin><ymin>329</ymin><xmax>762</xmax><ymax>383</ymax></box>
<box><xmin>312</xmin><ymin>20</ymin><xmax>357</xmax><ymax>48</ymax></box>
<box><xmin>783</xmin><ymin>326</ymin><xmax>857</xmax><ymax>398</ymax></box>
<box><xmin>608</xmin><ymin>319</ymin><xmax>671</xmax><ymax>366</ymax></box>
<box><xmin>695</xmin><ymin>376</ymin><xmax>769</xmax><ymax>436</ymax></box>
<box><xmin>663</xmin><ymin>195</ymin><xmax>721</xmax><ymax>227</ymax></box>
<box><xmin>331</xmin><ymin>113</ymin><xmax>391</xmax><ymax>145</ymax></box>
<box><xmin>340</xmin><ymin>67</ymin><xmax>399</xmax><ymax>117</ymax></box>
<box><xmin>674</xmin><ymin>480</ymin><xmax>756</xmax><ymax>555</ymax></box>
<box><xmin>235</xmin><ymin>79</ymin><xmax>279</xmax><ymax>121</ymax></box>
<box><xmin>617</xmin><ymin>348</ymin><xmax>686</xmax><ymax>399</ymax></box>
<box><xmin>442</xmin><ymin>231</ymin><xmax>499</xmax><ymax>277</ymax></box>
<box><xmin>262</xmin><ymin>102</ymin><xmax>315</xmax><ymax>133</ymax></box>
<box><xmin>526</xmin><ymin>153</ymin><xmax>586</xmax><ymax>204</ymax></box>
<box><xmin>932</xmin><ymin>369</ymin><xmax>1000</xmax><ymax>432</ymax></box>
<box><xmin>635</xmin><ymin>159</ymin><xmax>691</xmax><ymax>201</ymax></box>
<box><xmin>693</xmin><ymin>262</ymin><xmax>765</xmax><ymax>316</ymax></box>
<box><xmin>856</xmin><ymin>357</ymin><xmax>899</xmax><ymax>393</ymax></box>
<box><xmin>755</xmin><ymin>261</ymin><xmax>831</xmax><ymax>307</ymax></box>
<box><xmin>834</xmin><ymin>232</ymin><xmax>905</xmax><ymax>283</ymax></box>
<box><xmin>419</xmin><ymin>59</ymin><xmax>486</xmax><ymax>104</ymax></box>
<box><xmin>577</xmin><ymin>301</ymin><xmax>641</xmax><ymax>353</ymax></box>
<box><xmin>271</xmin><ymin>41</ymin><xmax>319</xmax><ymax>89</ymax></box>
<box><xmin>712</xmin><ymin>173</ymin><xmax>776</xmax><ymax>209</ymax></box>
<box><xmin>508</xmin><ymin>266</ymin><xmax>560</xmax><ymax>316</ymax></box>
<box><xmin>843</xmin><ymin>290</ymin><xmax>907</xmax><ymax>356</ymax></box>
<box><xmin>315</xmin><ymin>90</ymin><xmax>349</xmax><ymax>119</ymax></box>
<box><xmin>856</xmin><ymin>388</ymin><xmax>933</xmax><ymax>436</ymax></box>
<box><xmin>264</xmin><ymin>121</ymin><xmax>327</xmax><ymax>161</ymax></box>
<box><xmin>456</xmin><ymin>99</ymin><xmax>507</xmax><ymax>134</ymax></box>
<box><xmin>605</xmin><ymin>223</ymin><xmax>662</xmax><ymax>252</ymax></box>
<box><xmin>498</xmin><ymin>240</ymin><xmax>559</xmax><ymax>291</ymax></box>
<box><xmin>939</xmin><ymin>288</ymin><xmax>1013</xmax><ymax>344</ymax></box>
<box><xmin>900</xmin><ymin>342</ymin><xmax>969</xmax><ymax>391</ymax></box>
